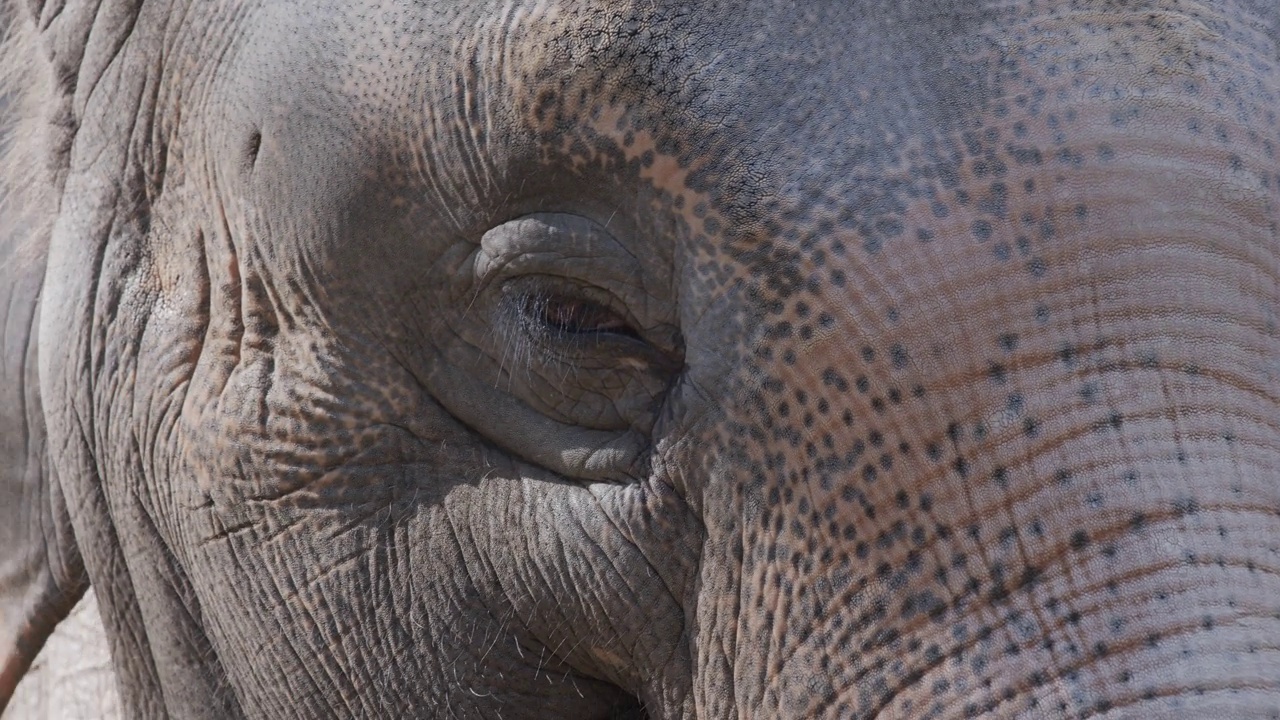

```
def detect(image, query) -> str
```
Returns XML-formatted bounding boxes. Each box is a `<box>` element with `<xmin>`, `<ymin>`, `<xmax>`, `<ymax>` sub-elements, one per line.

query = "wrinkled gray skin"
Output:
<box><xmin>3</xmin><ymin>1</ymin><xmax>1280</xmax><ymax>718</ymax></box>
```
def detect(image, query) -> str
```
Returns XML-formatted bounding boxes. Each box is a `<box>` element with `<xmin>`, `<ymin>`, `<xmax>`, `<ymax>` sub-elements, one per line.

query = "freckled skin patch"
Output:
<box><xmin>5</xmin><ymin>0</ymin><xmax>1280</xmax><ymax>719</ymax></box>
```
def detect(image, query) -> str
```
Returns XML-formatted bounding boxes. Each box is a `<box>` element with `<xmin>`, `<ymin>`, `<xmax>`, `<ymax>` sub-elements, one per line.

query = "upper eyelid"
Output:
<box><xmin>475</xmin><ymin>214</ymin><xmax>650</xmax><ymax>294</ymax></box>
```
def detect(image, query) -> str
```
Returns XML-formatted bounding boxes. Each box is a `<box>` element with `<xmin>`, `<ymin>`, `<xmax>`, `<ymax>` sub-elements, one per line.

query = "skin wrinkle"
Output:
<box><xmin>119</xmin><ymin>491</ymin><xmax>240</xmax><ymax>713</ymax></box>
<box><xmin>569</xmin><ymin>501</ymin><xmax>656</xmax><ymax>681</ymax></box>
<box><xmin>1033</xmin><ymin>616</ymin><xmax>1280</xmax><ymax>716</ymax></box>
<box><xmin>591</xmin><ymin>521</ymin><xmax>687</xmax><ymax>677</ymax></box>
<box><xmin>444</xmin><ymin>482</ymin><xmax>583</xmax><ymax>697</ymax></box>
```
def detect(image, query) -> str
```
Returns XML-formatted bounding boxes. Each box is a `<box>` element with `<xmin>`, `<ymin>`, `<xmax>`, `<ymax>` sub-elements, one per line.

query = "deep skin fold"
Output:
<box><xmin>2</xmin><ymin>0</ymin><xmax>1280</xmax><ymax>718</ymax></box>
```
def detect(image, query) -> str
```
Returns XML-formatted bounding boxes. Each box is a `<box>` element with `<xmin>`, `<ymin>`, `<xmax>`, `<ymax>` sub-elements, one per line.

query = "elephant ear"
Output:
<box><xmin>0</xmin><ymin>230</ymin><xmax>88</xmax><ymax>708</ymax></box>
<box><xmin>0</xmin><ymin>6</ymin><xmax>91</xmax><ymax>708</ymax></box>
<box><xmin>9</xmin><ymin>0</ymin><xmax>148</xmax><ymax>196</ymax></box>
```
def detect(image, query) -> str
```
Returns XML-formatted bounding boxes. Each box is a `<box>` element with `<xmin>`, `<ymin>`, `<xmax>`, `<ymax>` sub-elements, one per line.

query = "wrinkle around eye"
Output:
<box><xmin>474</xmin><ymin>213</ymin><xmax>661</xmax><ymax>312</ymax></box>
<box><xmin>426</xmin><ymin>354</ymin><xmax>651</xmax><ymax>484</ymax></box>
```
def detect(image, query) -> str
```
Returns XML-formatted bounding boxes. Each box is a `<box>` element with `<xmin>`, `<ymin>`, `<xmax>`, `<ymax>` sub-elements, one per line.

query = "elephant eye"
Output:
<box><xmin>523</xmin><ymin>292</ymin><xmax>641</xmax><ymax>340</ymax></box>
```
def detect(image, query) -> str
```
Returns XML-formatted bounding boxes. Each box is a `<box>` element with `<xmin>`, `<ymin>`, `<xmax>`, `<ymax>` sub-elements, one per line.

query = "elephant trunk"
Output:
<box><xmin>687</xmin><ymin>308</ymin><xmax>1280</xmax><ymax>717</ymax></box>
<box><xmin>679</xmin><ymin>115</ymin><xmax>1280</xmax><ymax>719</ymax></box>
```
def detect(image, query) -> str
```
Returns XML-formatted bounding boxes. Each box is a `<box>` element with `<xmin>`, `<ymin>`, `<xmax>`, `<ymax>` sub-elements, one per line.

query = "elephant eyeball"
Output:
<box><xmin>523</xmin><ymin>292</ymin><xmax>640</xmax><ymax>340</ymax></box>
<box><xmin>540</xmin><ymin>296</ymin><xmax>630</xmax><ymax>335</ymax></box>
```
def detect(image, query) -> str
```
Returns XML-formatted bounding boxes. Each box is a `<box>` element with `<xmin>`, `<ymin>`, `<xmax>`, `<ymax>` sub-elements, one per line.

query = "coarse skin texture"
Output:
<box><xmin>2</xmin><ymin>0</ymin><xmax>1280</xmax><ymax>718</ymax></box>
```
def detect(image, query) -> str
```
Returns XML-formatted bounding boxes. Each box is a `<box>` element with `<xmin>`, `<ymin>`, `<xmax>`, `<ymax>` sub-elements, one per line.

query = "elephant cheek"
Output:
<box><xmin>437</xmin><ymin>474</ymin><xmax>702</xmax><ymax>717</ymax></box>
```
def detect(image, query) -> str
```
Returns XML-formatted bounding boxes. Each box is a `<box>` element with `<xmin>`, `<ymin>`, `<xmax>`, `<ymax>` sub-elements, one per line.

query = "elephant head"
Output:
<box><xmin>3</xmin><ymin>0</ymin><xmax>1280</xmax><ymax>717</ymax></box>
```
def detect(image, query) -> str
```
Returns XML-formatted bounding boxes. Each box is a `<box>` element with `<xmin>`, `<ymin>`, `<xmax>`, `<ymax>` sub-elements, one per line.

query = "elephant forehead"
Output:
<box><xmin>220</xmin><ymin>1</ymin><xmax>985</xmax><ymax>200</ymax></box>
<box><xmin>203</xmin><ymin>0</ymin><xmax>1277</xmax><ymax>303</ymax></box>
<box><xmin>423</xmin><ymin>0</ymin><xmax>1272</xmax><ymax>237</ymax></box>
<box><xmin>491</xmin><ymin>0</ymin><xmax>996</xmax><ymax>202</ymax></box>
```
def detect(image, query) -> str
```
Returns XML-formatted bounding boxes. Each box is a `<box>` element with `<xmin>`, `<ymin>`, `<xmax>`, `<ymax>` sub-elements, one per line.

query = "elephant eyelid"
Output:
<box><xmin>523</xmin><ymin>293</ymin><xmax>642</xmax><ymax>340</ymax></box>
<box><xmin>497</xmin><ymin>279</ymin><xmax>654</xmax><ymax>368</ymax></box>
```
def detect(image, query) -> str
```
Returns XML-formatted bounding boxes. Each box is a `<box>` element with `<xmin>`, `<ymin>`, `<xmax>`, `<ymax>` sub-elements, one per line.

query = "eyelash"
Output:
<box><xmin>496</xmin><ymin>281</ymin><xmax>644</xmax><ymax>372</ymax></box>
<box><xmin>524</xmin><ymin>293</ymin><xmax>640</xmax><ymax>339</ymax></box>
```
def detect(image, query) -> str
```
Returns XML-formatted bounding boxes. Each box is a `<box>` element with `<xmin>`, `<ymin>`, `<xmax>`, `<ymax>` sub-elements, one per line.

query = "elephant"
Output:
<box><xmin>2</xmin><ymin>0</ymin><xmax>1280</xmax><ymax>717</ymax></box>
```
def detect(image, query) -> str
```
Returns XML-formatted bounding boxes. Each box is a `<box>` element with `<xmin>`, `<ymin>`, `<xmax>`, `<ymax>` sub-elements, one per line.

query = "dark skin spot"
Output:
<box><xmin>1022</xmin><ymin>418</ymin><xmax>1040</xmax><ymax>437</ymax></box>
